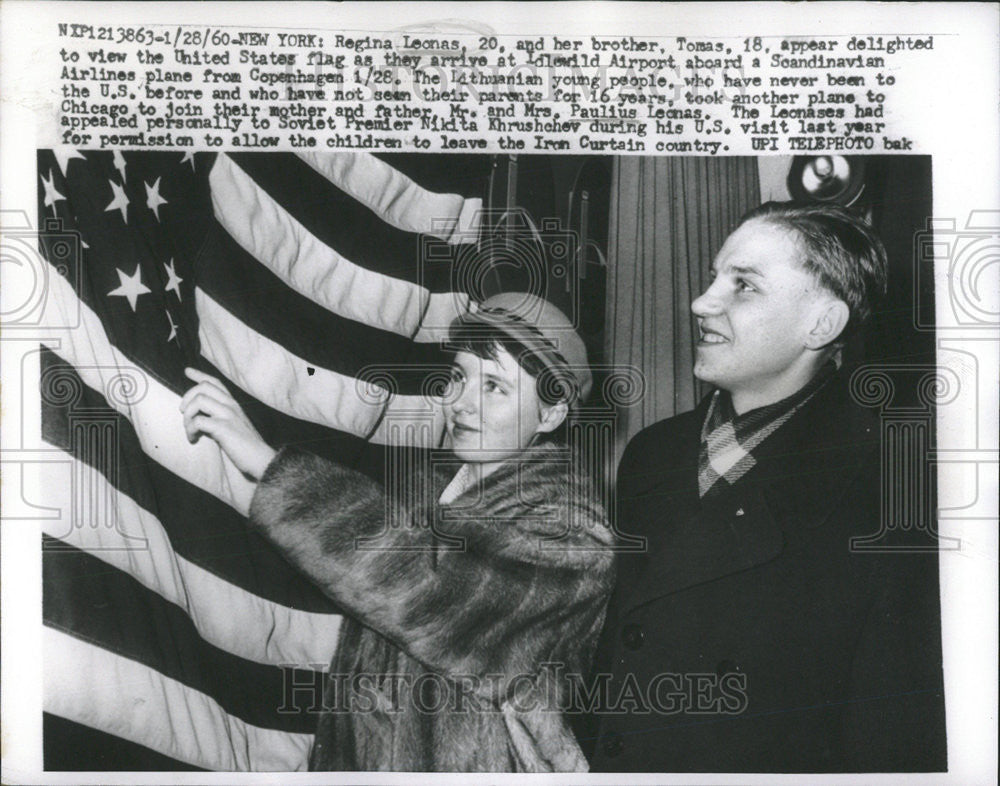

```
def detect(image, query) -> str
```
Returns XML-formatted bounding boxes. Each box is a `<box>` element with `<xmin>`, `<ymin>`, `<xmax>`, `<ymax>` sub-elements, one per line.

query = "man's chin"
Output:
<box><xmin>692</xmin><ymin>360</ymin><xmax>718</xmax><ymax>385</ymax></box>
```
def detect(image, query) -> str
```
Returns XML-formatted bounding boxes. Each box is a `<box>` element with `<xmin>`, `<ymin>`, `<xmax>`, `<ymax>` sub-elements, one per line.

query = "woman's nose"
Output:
<box><xmin>450</xmin><ymin>381</ymin><xmax>477</xmax><ymax>414</ymax></box>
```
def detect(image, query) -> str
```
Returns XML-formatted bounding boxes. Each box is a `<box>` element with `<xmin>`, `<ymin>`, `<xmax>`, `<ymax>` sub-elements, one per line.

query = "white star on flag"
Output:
<box><xmin>166</xmin><ymin>309</ymin><xmax>179</xmax><ymax>343</ymax></box>
<box><xmin>104</xmin><ymin>180</ymin><xmax>130</xmax><ymax>223</ymax></box>
<box><xmin>164</xmin><ymin>258</ymin><xmax>183</xmax><ymax>301</ymax></box>
<box><xmin>34</xmin><ymin>147</ymin><xmax>493</xmax><ymax>768</ymax></box>
<box><xmin>40</xmin><ymin>169</ymin><xmax>66</xmax><ymax>213</ymax></box>
<box><xmin>53</xmin><ymin>147</ymin><xmax>86</xmax><ymax>177</ymax></box>
<box><xmin>181</xmin><ymin>151</ymin><xmax>196</xmax><ymax>171</ymax></box>
<box><xmin>113</xmin><ymin>150</ymin><xmax>128</xmax><ymax>182</ymax></box>
<box><xmin>145</xmin><ymin>177</ymin><xmax>168</xmax><ymax>221</ymax></box>
<box><xmin>108</xmin><ymin>264</ymin><xmax>151</xmax><ymax>311</ymax></box>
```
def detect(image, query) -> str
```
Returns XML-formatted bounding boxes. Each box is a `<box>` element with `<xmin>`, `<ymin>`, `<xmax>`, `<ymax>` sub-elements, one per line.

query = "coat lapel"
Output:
<box><xmin>620</xmin><ymin>368</ymin><xmax>876</xmax><ymax>614</ymax></box>
<box><xmin>623</xmin><ymin>484</ymin><xmax>784</xmax><ymax>613</ymax></box>
<box><xmin>738</xmin><ymin>368</ymin><xmax>878</xmax><ymax>533</ymax></box>
<box><xmin>619</xmin><ymin>395</ymin><xmax>784</xmax><ymax>614</ymax></box>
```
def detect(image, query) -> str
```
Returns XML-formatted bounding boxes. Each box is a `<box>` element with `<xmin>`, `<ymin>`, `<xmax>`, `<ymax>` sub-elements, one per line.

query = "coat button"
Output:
<box><xmin>716</xmin><ymin>659</ymin><xmax>740</xmax><ymax>677</ymax></box>
<box><xmin>602</xmin><ymin>731</ymin><xmax>624</xmax><ymax>758</ymax></box>
<box><xmin>621</xmin><ymin>623</ymin><xmax>644</xmax><ymax>650</ymax></box>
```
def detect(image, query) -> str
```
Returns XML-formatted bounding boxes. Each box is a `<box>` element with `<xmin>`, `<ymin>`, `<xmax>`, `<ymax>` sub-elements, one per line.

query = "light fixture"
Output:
<box><xmin>787</xmin><ymin>155</ymin><xmax>867</xmax><ymax>207</ymax></box>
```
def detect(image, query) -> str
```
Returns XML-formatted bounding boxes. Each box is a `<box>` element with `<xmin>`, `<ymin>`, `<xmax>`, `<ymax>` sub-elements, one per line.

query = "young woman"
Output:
<box><xmin>180</xmin><ymin>293</ymin><xmax>615</xmax><ymax>772</ymax></box>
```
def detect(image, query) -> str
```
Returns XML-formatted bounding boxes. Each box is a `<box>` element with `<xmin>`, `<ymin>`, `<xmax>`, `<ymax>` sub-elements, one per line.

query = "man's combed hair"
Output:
<box><xmin>739</xmin><ymin>201</ymin><xmax>889</xmax><ymax>339</ymax></box>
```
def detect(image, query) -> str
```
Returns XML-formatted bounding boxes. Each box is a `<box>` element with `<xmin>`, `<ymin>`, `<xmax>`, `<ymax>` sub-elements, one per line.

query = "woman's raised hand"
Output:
<box><xmin>180</xmin><ymin>367</ymin><xmax>277</xmax><ymax>481</ymax></box>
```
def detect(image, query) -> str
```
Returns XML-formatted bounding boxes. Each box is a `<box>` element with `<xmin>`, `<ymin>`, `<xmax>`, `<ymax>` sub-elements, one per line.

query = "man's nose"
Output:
<box><xmin>691</xmin><ymin>283</ymin><xmax>723</xmax><ymax>317</ymax></box>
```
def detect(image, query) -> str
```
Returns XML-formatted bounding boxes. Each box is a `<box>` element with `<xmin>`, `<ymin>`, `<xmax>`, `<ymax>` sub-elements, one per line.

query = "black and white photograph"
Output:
<box><xmin>1</xmin><ymin>2</ymin><xmax>997</xmax><ymax>784</ymax></box>
<box><xmin>29</xmin><ymin>147</ymin><xmax>947</xmax><ymax>774</ymax></box>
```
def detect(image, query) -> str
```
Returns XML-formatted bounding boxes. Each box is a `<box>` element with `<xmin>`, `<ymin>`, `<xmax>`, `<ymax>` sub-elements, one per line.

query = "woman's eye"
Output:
<box><xmin>484</xmin><ymin>380</ymin><xmax>505</xmax><ymax>394</ymax></box>
<box><xmin>736</xmin><ymin>278</ymin><xmax>755</xmax><ymax>292</ymax></box>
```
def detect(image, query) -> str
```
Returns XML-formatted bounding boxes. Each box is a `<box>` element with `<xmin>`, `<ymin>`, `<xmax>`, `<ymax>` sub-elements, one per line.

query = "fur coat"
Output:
<box><xmin>249</xmin><ymin>444</ymin><xmax>615</xmax><ymax>772</ymax></box>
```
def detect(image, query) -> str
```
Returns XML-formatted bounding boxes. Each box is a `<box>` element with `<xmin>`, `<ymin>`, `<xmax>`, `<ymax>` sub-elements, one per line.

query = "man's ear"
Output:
<box><xmin>805</xmin><ymin>297</ymin><xmax>850</xmax><ymax>349</ymax></box>
<box><xmin>535</xmin><ymin>401</ymin><xmax>569</xmax><ymax>434</ymax></box>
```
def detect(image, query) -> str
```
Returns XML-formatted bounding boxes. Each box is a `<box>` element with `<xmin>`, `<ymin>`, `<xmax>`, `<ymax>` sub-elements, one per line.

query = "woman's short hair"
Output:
<box><xmin>446</xmin><ymin>318</ymin><xmax>574</xmax><ymax>407</ymax></box>
<box><xmin>446</xmin><ymin>292</ymin><xmax>592</xmax><ymax>408</ymax></box>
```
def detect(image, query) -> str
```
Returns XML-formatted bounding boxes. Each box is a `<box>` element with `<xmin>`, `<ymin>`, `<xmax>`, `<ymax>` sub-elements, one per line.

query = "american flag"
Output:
<box><xmin>36</xmin><ymin>148</ymin><xmax>492</xmax><ymax>770</ymax></box>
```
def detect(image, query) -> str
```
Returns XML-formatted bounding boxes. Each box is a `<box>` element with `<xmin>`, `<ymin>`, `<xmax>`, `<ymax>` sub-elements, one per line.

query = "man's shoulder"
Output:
<box><xmin>626</xmin><ymin>414</ymin><xmax>687</xmax><ymax>452</ymax></box>
<box><xmin>624</xmin><ymin>397</ymin><xmax>711</xmax><ymax>455</ymax></box>
<box><xmin>783</xmin><ymin>364</ymin><xmax>881</xmax><ymax>455</ymax></box>
<box><xmin>617</xmin><ymin>397</ymin><xmax>713</xmax><ymax>493</ymax></box>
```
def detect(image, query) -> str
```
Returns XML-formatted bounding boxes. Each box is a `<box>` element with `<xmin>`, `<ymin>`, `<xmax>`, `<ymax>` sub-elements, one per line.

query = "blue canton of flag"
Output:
<box><xmin>36</xmin><ymin>148</ymin><xmax>488</xmax><ymax>771</ymax></box>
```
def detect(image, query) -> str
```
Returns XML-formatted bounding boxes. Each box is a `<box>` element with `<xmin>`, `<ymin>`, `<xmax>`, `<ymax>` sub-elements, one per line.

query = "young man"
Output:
<box><xmin>587</xmin><ymin>202</ymin><xmax>946</xmax><ymax>772</ymax></box>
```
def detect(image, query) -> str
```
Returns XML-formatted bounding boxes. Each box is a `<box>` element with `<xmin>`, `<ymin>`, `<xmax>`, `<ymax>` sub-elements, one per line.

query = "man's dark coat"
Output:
<box><xmin>584</xmin><ymin>369</ymin><xmax>946</xmax><ymax>772</ymax></box>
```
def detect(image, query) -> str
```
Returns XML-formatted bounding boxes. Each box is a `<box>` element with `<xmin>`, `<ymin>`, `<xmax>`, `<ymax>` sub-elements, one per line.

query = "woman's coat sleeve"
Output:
<box><xmin>248</xmin><ymin>447</ymin><xmax>615</xmax><ymax>683</ymax></box>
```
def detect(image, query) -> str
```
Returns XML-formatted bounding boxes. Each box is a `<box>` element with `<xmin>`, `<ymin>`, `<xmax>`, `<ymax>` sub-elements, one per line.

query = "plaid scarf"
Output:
<box><xmin>698</xmin><ymin>365</ymin><xmax>835</xmax><ymax>499</ymax></box>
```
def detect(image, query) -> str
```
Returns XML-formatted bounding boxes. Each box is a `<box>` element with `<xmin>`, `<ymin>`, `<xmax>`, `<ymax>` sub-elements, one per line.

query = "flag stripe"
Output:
<box><xmin>44</xmin><ymin>627</ymin><xmax>313</xmax><ymax>771</ymax></box>
<box><xmin>39</xmin><ymin>240</ymin><xmax>384</xmax><ymax>479</ymax></box>
<box><xmin>39</xmin><ymin>270</ymin><xmax>256</xmax><ymax>513</ymax></box>
<box><xmin>370</xmin><ymin>152</ymin><xmax>491</xmax><ymax>199</ymax></box>
<box><xmin>224</xmin><ymin>152</ymin><xmax>466</xmax><ymax>289</ymax></box>
<box><xmin>41</xmin><ymin>347</ymin><xmax>341</xmax><ymax>612</ymax></box>
<box><xmin>41</xmin><ymin>449</ymin><xmax>342</xmax><ymax>666</ymax></box>
<box><xmin>44</xmin><ymin>538</ymin><xmax>324</xmax><ymax>733</ymax></box>
<box><xmin>44</xmin><ymin>713</ymin><xmax>206</xmax><ymax>772</ymax></box>
<box><xmin>38</xmin><ymin>147</ymin><xmax>484</xmax><ymax>771</ymax></box>
<box><xmin>196</xmin><ymin>224</ymin><xmax>449</xmax><ymax>396</ymax></box>
<box><xmin>196</xmin><ymin>288</ymin><xmax>446</xmax><ymax>446</ymax></box>
<box><xmin>295</xmin><ymin>151</ymin><xmax>482</xmax><ymax>244</ymax></box>
<box><xmin>198</xmin><ymin>352</ymin><xmax>390</xmax><ymax>478</ymax></box>
<box><xmin>210</xmin><ymin>154</ymin><xmax>471</xmax><ymax>340</ymax></box>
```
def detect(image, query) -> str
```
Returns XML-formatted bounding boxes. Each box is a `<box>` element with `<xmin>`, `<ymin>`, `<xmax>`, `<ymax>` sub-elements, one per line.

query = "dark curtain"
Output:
<box><xmin>605</xmin><ymin>157</ymin><xmax>760</xmax><ymax>454</ymax></box>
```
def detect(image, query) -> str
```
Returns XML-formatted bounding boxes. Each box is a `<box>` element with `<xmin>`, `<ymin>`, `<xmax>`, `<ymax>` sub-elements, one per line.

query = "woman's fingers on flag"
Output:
<box><xmin>183</xmin><ymin>367</ymin><xmax>232</xmax><ymax>397</ymax></box>
<box><xmin>180</xmin><ymin>377</ymin><xmax>238</xmax><ymax>415</ymax></box>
